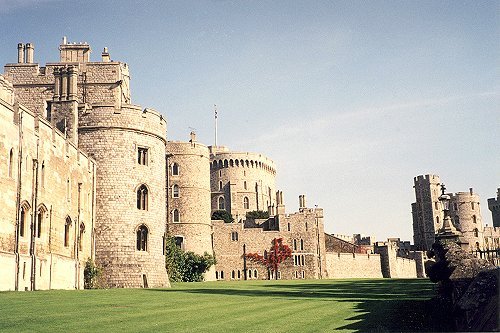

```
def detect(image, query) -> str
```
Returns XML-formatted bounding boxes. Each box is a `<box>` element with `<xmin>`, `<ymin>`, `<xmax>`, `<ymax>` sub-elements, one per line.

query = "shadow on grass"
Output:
<box><xmin>148</xmin><ymin>279</ymin><xmax>454</xmax><ymax>332</ymax></box>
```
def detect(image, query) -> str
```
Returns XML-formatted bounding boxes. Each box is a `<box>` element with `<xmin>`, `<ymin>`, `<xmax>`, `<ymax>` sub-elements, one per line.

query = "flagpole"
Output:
<box><xmin>214</xmin><ymin>104</ymin><xmax>218</xmax><ymax>147</ymax></box>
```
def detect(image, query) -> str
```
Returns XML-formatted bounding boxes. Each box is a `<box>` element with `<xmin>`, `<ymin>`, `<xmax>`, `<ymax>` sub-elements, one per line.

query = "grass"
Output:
<box><xmin>0</xmin><ymin>278</ymin><xmax>452</xmax><ymax>332</ymax></box>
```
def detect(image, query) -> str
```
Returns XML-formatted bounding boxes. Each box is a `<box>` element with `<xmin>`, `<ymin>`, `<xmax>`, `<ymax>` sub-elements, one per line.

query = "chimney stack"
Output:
<box><xmin>25</xmin><ymin>43</ymin><xmax>34</xmax><ymax>63</ymax></box>
<box><xmin>17</xmin><ymin>43</ymin><xmax>25</xmax><ymax>63</ymax></box>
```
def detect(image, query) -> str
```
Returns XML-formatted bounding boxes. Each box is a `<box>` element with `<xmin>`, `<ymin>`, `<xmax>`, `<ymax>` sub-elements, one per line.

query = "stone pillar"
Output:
<box><xmin>60</xmin><ymin>67</ymin><xmax>68</xmax><ymax>100</ymax></box>
<box><xmin>25</xmin><ymin>43</ymin><xmax>34</xmax><ymax>63</ymax></box>
<box><xmin>17</xmin><ymin>43</ymin><xmax>24</xmax><ymax>63</ymax></box>
<box><xmin>53</xmin><ymin>67</ymin><xmax>61</xmax><ymax>100</ymax></box>
<box><xmin>68</xmin><ymin>66</ymin><xmax>78</xmax><ymax>101</ymax></box>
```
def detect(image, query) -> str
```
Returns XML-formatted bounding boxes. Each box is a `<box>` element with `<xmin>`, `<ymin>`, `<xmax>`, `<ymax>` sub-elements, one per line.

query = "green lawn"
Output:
<box><xmin>0</xmin><ymin>279</ymin><xmax>451</xmax><ymax>332</ymax></box>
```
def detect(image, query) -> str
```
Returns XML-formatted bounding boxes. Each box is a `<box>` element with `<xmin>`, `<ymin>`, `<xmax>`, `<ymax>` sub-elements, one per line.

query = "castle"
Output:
<box><xmin>7</xmin><ymin>39</ymin><xmax>492</xmax><ymax>291</ymax></box>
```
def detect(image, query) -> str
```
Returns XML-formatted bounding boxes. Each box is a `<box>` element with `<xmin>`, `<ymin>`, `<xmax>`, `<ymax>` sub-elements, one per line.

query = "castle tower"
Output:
<box><xmin>488</xmin><ymin>188</ymin><xmax>500</xmax><ymax>228</ymax></box>
<box><xmin>5</xmin><ymin>39</ymin><xmax>169</xmax><ymax>288</ymax></box>
<box><xmin>209</xmin><ymin>146</ymin><xmax>276</xmax><ymax>221</ymax></box>
<box><xmin>411</xmin><ymin>175</ymin><xmax>442</xmax><ymax>251</ymax></box>
<box><xmin>449</xmin><ymin>188</ymin><xmax>484</xmax><ymax>251</ymax></box>
<box><xmin>166</xmin><ymin>135</ymin><xmax>214</xmax><ymax>280</ymax></box>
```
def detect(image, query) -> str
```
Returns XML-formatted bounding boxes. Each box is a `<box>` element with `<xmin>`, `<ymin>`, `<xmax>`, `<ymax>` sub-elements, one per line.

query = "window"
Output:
<box><xmin>237</xmin><ymin>270</ymin><xmax>240</xmax><ymax>279</ymax></box>
<box><xmin>287</xmin><ymin>223</ymin><xmax>290</xmax><ymax>232</ymax></box>
<box><xmin>171</xmin><ymin>163</ymin><xmax>179</xmax><ymax>175</ymax></box>
<box><xmin>300</xmin><ymin>239</ymin><xmax>304</xmax><ymax>250</ymax></box>
<box><xmin>254</xmin><ymin>269</ymin><xmax>257</xmax><ymax>278</ymax></box>
<box><xmin>434</xmin><ymin>202</ymin><xmax>438</xmax><ymax>210</ymax></box>
<box><xmin>136</xmin><ymin>224</ymin><xmax>148</xmax><ymax>251</ymax></box>
<box><xmin>473</xmin><ymin>215</ymin><xmax>477</xmax><ymax>224</ymax></box>
<box><xmin>453</xmin><ymin>203</ymin><xmax>458</xmax><ymax>210</ymax></box>
<box><xmin>8</xmin><ymin>149</ymin><xmax>14</xmax><ymax>178</ymax></box>
<box><xmin>173</xmin><ymin>184</ymin><xmax>180</xmax><ymax>198</ymax></box>
<box><xmin>66</xmin><ymin>178</ymin><xmax>70</xmax><ymax>202</ymax></box>
<box><xmin>219</xmin><ymin>170</ymin><xmax>222</xmax><ymax>177</ymax></box>
<box><xmin>471</xmin><ymin>202</ymin><xmax>475</xmax><ymax>210</ymax></box>
<box><xmin>175</xmin><ymin>236</ymin><xmax>184</xmax><ymax>250</ymax></box>
<box><xmin>293</xmin><ymin>239</ymin><xmax>297</xmax><ymax>251</ymax></box>
<box><xmin>138</xmin><ymin>147</ymin><xmax>148</xmax><ymax>165</ymax></box>
<box><xmin>41</xmin><ymin>162</ymin><xmax>45</xmax><ymax>188</ymax></box>
<box><xmin>172</xmin><ymin>209</ymin><xmax>180</xmax><ymax>223</ymax></box>
<box><xmin>218</xmin><ymin>196</ymin><xmax>225</xmax><ymax>210</ymax></box>
<box><xmin>436</xmin><ymin>216</ymin><xmax>440</xmax><ymax>225</ymax></box>
<box><xmin>454</xmin><ymin>216</ymin><xmax>460</xmax><ymax>226</ymax></box>
<box><xmin>473</xmin><ymin>228</ymin><xmax>479</xmax><ymax>237</ymax></box>
<box><xmin>231</xmin><ymin>271</ymin><xmax>235</xmax><ymax>279</ymax></box>
<box><xmin>64</xmin><ymin>217</ymin><xmax>72</xmax><ymax>247</ymax></box>
<box><xmin>36</xmin><ymin>207</ymin><xmax>46</xmax><ymax>238</ymax></box>
<box><xmin>231</xmin><ymin>231</ymin><xmax>238</xmax><ymax>241</ymax></box>
<box><xmin>243</xmin><ymin>197</ymin><xmax>249</xmax><ymax>209</ymax></box>
<box><xmin>220</xmin><ymin>271</ymin><xmax>224</xmax><ymax>279</ymax></box>
<box><xmin>219</xmin><ymin>181</ymin><xmax>223</xmax><ymax>191</ymax></box>
<box><xmin>137</xmin><ymin>184</ymin><xmax>148</xmax><ymax>210</ymax></box>
<box><xmin>244</xmin><ymin>181</ymin><xmax>247</xmax><ymax>190</ymax></box>
<box><xmin>305</xmin><ymin>222</ymin><xmax>308</xmax><ymax>231</ymax></box>
<box><xmin>19</xmin><ymin>205</ymin><xmax>28</xmax><ymax>237</ymax></box>
<box><xmin>79</xmin><ymin>223</ymin><xmax>85</xmax><ymax>251</ymax></box>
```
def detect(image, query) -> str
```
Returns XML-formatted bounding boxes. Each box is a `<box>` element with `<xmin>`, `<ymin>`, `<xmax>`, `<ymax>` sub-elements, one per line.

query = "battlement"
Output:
<box><xmin>167</xmin><ymin>140</ymin><xmax>210</xmax><ymax>157</ymax></box>
<box><xmin>79</xmin><ymin>104</ymin><xmax>166</xmax><ymax>142</ymax></box>
<box><xmin>210</xmin><ymin>149</ymin><xmax>276</xmax><ymax>175</ymax></box>
<box><xmin>414</xmin><ymin>174</ymin><xmax>440</xmax><ymax>184</ymax></box>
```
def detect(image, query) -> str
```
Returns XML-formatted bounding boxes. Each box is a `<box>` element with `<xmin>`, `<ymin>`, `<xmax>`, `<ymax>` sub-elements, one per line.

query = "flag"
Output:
<box><xmin>214</xmin><ymin>104</ymin><xmax>218</xmax><ymax>119</ymax></box>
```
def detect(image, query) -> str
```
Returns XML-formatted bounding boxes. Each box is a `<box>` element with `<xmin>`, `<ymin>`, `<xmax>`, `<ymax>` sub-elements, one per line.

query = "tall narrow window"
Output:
<box><xmin>137</xmin><ymin>185</ymin><xmax>148</xmax><ymax>210</ymax></box>
<box><xmin>172</xmin><ymin>209</ymin><xmax>180</xmax><ymax>223</ymax></box>
<box><xmin>454</xmin><ymin>216</ymin><xmax>460</xmax><ymax>226</ymax></box>
<box><xmin>473</xmin><ymin>215</ymin><xmax>477</xmax><ymax>224</ymax></box>
<box><xmin>300</xmin><ymin>239</ymin><xmax>304</xmax><ymax>250</ymax></box>
<box><xmin>244</xmin><ymin>181</ymin><xmax>247</xmax><ymax>190</ymax></box>
<box><xmin>471</xmin><ymin>202</ymin><xmax>475</xmax><ymax>210</ymax></box>
<box><xmin>436</xmin><ymin>216</ymin><xmax>440</xmax><ymax>225</ymax></box>
<box><xmin>79</xmin><ymin>223</ymin><xmax>85</xmax><ymax>251</ymax></box>
<box><xmin>172</xmin><ymin>163</ymin><xmax>179</xmax><ymax>175</ymax></box>
<box><xmin>219</xmin><ymin>181</ymin><xmax>223</xmax><ymax>191</ymax></box>
<box><xmin>19</xmin><ymin>206</ymin><xmax>28</xmax><ymax>237</ymax></box>
<box><xmin>172</xmin><ymin>184</ymin><xmax>180</xmax><ymax>198</ymax></box>
<box><xmin>36</xmin><ymin>208</ymin><xmax>44</xmax><ymax>238</ymax></box>
<box><xmin>473</xmin><ymin>228</ymin><xmax>479</xmax><ymax>237</ymax></box>
<box><xmin>243</xmin><ymin>197</ymin><xmax>249</xmax><ymax>209</ymax></box>
<box><xmin>218</xmin><ymin>196</ymin><xmax>225</xmax><ymax>210</ymax></box>
<box><xmin>287</xmin><ymin>223</ymin><xmax>291</xmax><ymax>232</ymax></box>
<box><xmin>138</xmin><ymin>147</ymin><xmax>148</xmax><ymax>165</ymax></box>
<box><xmin>64</xmin><ymin>217</ymin><xmax>71</xmax><ymax>247</ymax></box>
<box><xmin>8</xmin><ymin>149</ymin><xmax>14</xmax><ymax>178</ymax></box>
<box><xmin>136</xmin><ymin>224</ymin><xmax>148</xmax><ymax>251</ymax></box>
<box><xmin>293</xmin><ymin>239</ymin><xmax>297</xmax><ymax>251</ymax></box>
<box><xmin>41</xmin><ymin>162</ymin><xmax>45</xmax><ymax>188</ymax></box>
<box><xmin>66</xmin><ymin>178</ymin><xmax>70</xmax><ymax>202</ymax></box>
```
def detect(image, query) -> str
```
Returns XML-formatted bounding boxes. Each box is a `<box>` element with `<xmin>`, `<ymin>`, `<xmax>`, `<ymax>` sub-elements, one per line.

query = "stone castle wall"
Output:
<box><xmin>0</xmin><ymin>74</ymin><xmax>96</xmax><ymax>291</ymax></box>
<box><xmin>78</xmin><ymin>104</ymin><xmax>169</xmax><ymax>288</ymax></box>
<box><xmin>324</xmin><ymin>252</ymin><xmax>383</xmax><ymax>278</ymax></box>
<box><xmin>210</xmin><ymin>147</ymin><xmax>276</xmax><ymax>220</ymax></box>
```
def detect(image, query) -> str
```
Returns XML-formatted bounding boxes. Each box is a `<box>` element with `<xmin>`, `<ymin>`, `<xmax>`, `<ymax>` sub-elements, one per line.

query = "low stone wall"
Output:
<box><xmin>426</xmin><ymin>240</ymin><xmax>498</xmax><ymax>332</ymax></box>
<box><xmin>324</xmin><ymin>252</ymin><xmax>383</xmax><ymax>278</ymax></box>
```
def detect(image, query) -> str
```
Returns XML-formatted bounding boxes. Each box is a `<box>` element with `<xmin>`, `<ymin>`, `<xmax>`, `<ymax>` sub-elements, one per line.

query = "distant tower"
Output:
<box><xmin>411</xmin><ymin>175</ymin><xmax>442</xmax><ymax>251</ymax></box>
<box><xmin>166</xmin><ymin>135</ymin><xmax>215</xmax><ymax>280</ymax></box>
<box><xmin>488</xmin><ymin>188</ymin><xmax>500</xmax><ymax>228</ymax></box>
<box><xmin>449</xmin><ymin>188</ymin><xmax>484</xmax><ymax>250</ymax></box>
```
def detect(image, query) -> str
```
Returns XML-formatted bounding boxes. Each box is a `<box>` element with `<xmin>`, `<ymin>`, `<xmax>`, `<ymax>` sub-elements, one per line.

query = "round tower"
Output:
<box><xmin>166</xmin><ymin>138</ymin><xmax>213</xmax><ymax>249</ymax></box>
<box><xmin>78</xmin><ymin>104</ymin><xmax>169</xmax><ymax>288</ymax></box>
<box><xmin>209</xmin><ymin>146</ymin><xmax>276</xmax><ymax>221</ymax></box>
<box><xmin>450</xmin><ymin>189</ymin><xmax>484</xmax><ymax>251</ymax></box>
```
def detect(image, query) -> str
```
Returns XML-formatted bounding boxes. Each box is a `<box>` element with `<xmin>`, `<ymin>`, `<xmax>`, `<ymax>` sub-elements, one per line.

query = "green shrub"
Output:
<box><xmin>211</xmin><ymin>210</ymin><xmax>234</xmax><ymax>223</ymax></box>
<box><xmin>246</xmin><ymin>210</ymin><xmax>269</xmax><ymax>219</ymax></box>
<box><xmin>83</xmin><ymin>258</ymin><xmax>102</xmax><ymax>289</ymax></box>
<box><xmin>165</xmin><ymin>237</ymin><xmax>216</xmax><ymax>282</ymax></box>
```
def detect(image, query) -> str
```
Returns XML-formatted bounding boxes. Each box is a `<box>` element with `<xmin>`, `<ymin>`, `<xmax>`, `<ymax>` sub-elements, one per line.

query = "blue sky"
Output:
<box><xmin>1</xmin><ymin>0</ymin><xmax>498</xmax><ymax>240</ymax></box>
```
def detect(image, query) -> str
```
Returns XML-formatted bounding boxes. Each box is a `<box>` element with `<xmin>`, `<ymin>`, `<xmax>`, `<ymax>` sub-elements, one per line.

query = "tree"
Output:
<box><xmin>245</xmin><ymin>238</ymin><xmax>292</xmax><ymax>280</ymax></box>
<box><xmin>211</xmin><ymin>210</ymin><xmax>234</xmax><ymax>223</ymax></box>
<box><xmin>245</xmin><ymin>210</ymin><xmax>269</xmax><ymax>219</ymax></box>
<box><xmin>83</xmin><ymin>258</ymin><xmax>102</xmax><ymax>289</ymax></box>
<box><xmin>165</xmin><ymin>237</ymin><xmax>216</xmax><ymax>282</ymax></box>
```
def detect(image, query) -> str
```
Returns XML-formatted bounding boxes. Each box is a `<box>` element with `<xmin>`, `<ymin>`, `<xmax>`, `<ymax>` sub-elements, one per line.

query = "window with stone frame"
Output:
<box><xmin>137</xmin><ymin>147</ymin><xmax>148</xmax><ymax>165</ymax></box>
<box><xmin>19</xmin><ymin>204</ymin><xmax>29</xmax><ymax>237</ymax></box>
<box><xmin>172</xmin><ymin>209</ymin><xmax>180</xmax><ymax>223</ymax></box>
<box><xmin>137</xmin><ymin>184</ymin><xmax>148</xmax><ymax>210</ymax></box>
<box><xmin>8</xmin><ymin>148</ymin><xmax>14</xmax><ymax>178</ymax></box>
<box><xmin>172</xmin><ymin>163</ymin><xmax>179</xmax><ymax>176</ymax></box>
<box><xmin>173</xmin><ymin>184</ymin><xmax>180</xmax><ymax>198</ymax></box>
<box><xmin>243</xmin><ymin>197</ymin><xmax>249</xmax><ymax>209</ymax></box>
<box><xmin>136</xmin><ymin>224</ymin><xmax>148</xmax><ymax>251</ymax></box>
<box><xmin>79</xmin><ymin>223</ymin><xmax>85</xmax><ymax>251</ymax></box>
<box><xmin>175</xmin><ymin>236</ymin><xmax>184</xmax><ymax>250</ymax></box>
<box><xmin>64</xmin><ymin>217</ymin><xmax>72</xmax><ymax>247</ymax></box>
<box><xmin>218</xmin><ymin>196</ymin><xmax>225</xmax><ymax>210</ymax></box>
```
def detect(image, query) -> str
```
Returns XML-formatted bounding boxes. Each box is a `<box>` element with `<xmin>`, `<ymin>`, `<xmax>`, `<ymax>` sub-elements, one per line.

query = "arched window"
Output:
<box><xmin>64</xmin><ymin>217</ymin><xmax>72</xmax><ymax>247</ymax></box>
<box><xmin>172</xmin><ymin>209</ymin><xmax>180</xmax><ymax>223</ymax></box>
<box><xmin>19</xmin><ymin>204</ymin><xmax>29</xmax><ymax>237</ymax></box>
<box><xmin>36</xmin><ymin>206</ymin><xmax>47</xmax><ymax>238</ymax></box>
<box><xmin>243</xmin><ymin>197</ymin><xmax>249</xmax><ymax>209</ymax></box>
<box><xmin>237</xmin><ymin>270</ymin><xmax>241</xmax><ymax>279</ymax></box>
<box><xmin>218</xmin><ymin>196</ymin><xmax>225</xmax><ymax>210</ymax></box>
<box><xmin>215</xmin><ymin>271</ymin><xmax>219</xmax><ymax>280</ymax></box>
<box><xmin>220</xmin><ymin>271</ymin><xmax>224</xmax><ymax>279</ymax></box>
<box><xmin>224</xmin><ymin>160</ymin><xmax>228</xmax><ymax>168</ymax></box>
<box><xmin>473</xmin><ymin>228</ymin><xmax>479</xmax><ymax>237</ymax></box>
<box><xmin>172</xmin><ymin>163</ymin><xmax>179</xmax><ymax>176</ymax></box>
<box><xmin>293</xmin><ymin>239</ymin><xmax>297</xmax><ymax>251</ymax></box>
<box><xmin>231</xmin><ymin>270</ymin><xmax>235</xmax><ymax>279</ymax></box>
<box><xmin>254</xmin><ymin>269</ymin><xmax>257</xmax><ymax>278</ymax></box>
<box><xmin>230</xmin><ymin>160</ymin><xmax>234</xmax><ymax>167</ymax></box>
<box><xmin>136</xmin><ymin>224</ymin><xmax>148</xmax><ymax>251</ymax></box>
<box><xmin>137</xmin><ymin>184</ymin><xmax>148</xmax><ymax>210</ymax></box>
<box><xmin>79</xmin><ymin>223</ymin><xmax>85</xmax><ymax>251</ymax></box>
<box><xmin>8</xmin><ymin>149</ymin><xmax>14</xmax><ymax>178</ymax></box>
<box><xmin>172</xmin><ymin>184</ymin><xmax>180</xmax><ymax>198</ymax></box>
